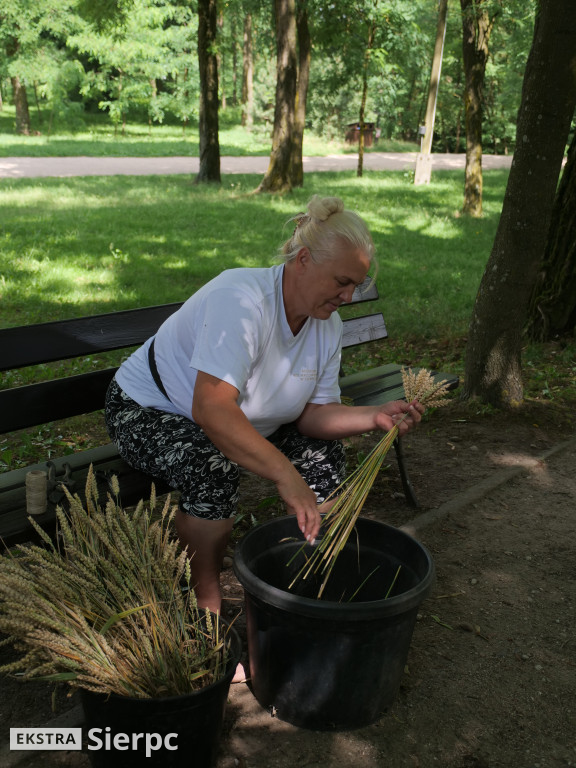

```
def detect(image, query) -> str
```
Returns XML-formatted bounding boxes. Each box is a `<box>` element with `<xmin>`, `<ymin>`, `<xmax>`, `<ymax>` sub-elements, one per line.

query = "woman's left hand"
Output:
<box><xmin>373</xmin><ymin>400</ymin><xmax>424</xmax><ymax>436</ymax></box>
<box><xmin>297</xmin><ymin>399</ymin><xmax>426</xmax><ymax>441</ymax></box>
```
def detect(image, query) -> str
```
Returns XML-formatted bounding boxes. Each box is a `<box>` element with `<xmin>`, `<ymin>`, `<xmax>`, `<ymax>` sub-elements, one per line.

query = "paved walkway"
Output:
<box><xmin>0</xmin><ymin>152</ymin><xmax>513</xmax><ymax>179</ymax></box>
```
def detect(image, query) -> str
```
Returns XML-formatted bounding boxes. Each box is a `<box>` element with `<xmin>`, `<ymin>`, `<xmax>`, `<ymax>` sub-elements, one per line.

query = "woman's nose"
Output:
<box><xmin>340</xmin><ymin>284</ymin><xmax>355</xmax><ymax>303</ymax></box>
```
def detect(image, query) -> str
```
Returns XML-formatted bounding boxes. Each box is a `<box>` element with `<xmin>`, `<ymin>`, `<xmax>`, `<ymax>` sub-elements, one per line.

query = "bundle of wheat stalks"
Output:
<box><xmin>289</xmin><ymin>367</ymin><xmax>453</xmax><ymax>599</ymax></box>
<box><xmin>0</xmin><ymin>469</ymin><xmax>229</xmax><ymax>698</ymax></box>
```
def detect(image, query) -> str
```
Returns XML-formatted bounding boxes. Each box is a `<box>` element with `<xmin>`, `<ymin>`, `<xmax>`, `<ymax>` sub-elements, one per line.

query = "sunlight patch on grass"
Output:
<box><xmin>163</xmin><ymin>259</ymin><xmax>189</xmax><ymax>270</ymax></box>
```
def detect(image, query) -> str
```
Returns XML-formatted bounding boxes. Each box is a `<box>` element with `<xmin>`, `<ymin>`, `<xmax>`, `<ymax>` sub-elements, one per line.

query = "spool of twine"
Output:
<box><xmin>25</xmin><ymin>470</ymin><xmax>48</xmax><ymax>516</ymax></box>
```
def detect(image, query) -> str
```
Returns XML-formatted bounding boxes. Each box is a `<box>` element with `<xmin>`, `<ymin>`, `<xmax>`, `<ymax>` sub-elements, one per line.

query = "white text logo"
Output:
<box><xmin>88</xmin><ymin>728</ymin><xmax>178</xmax><ymax>757</ymax></box>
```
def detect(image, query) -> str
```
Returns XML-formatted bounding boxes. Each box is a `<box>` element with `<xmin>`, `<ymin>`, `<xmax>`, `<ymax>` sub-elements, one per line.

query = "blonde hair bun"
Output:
<box><xmin>280</xmin><ymin>195</ymin><xmax>377</xmax><ymax>277</ymax></box>
<box><xmin>307</xmin><ymin>195</ymin><xmax>345</xmax><ymax>222</ymax></box>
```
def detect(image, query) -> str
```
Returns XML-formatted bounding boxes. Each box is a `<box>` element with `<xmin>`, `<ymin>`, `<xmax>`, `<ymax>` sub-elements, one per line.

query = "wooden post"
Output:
<box><xmin>415</xmin><ymin>0</ymin><xmax>448</xmax><ymax>185</ymax></box>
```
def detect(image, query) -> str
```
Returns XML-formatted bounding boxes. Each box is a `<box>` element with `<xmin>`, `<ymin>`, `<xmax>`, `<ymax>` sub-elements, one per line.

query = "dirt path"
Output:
<box><xmin>1</xmin><ymin>404</ymin><xmax>574</xmax><ymax>768</ymax></box>
<box><xmin>221</xmin><ymin>435</ymin><xmax>576</xmax><ymax>768</ymax></box>
<box><xmin>0</xmin><ymin>152</ymin><xmax>513</xmax><ymax>179</ymax></box>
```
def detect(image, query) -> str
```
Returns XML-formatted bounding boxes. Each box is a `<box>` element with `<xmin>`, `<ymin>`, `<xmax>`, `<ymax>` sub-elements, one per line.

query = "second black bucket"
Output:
<box><xmin>80</xmin><ymin>624</ymin><xmax>242</xmax><ymax>767</ymax></box>
<box><xmin>234</xmin><ymin>515</ymin><xmax>434</xmax><ymax>731</ymax></box>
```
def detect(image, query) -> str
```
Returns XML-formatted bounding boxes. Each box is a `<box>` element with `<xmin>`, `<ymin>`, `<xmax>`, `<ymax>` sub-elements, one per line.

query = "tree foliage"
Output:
<box><xmin>0</xmin><ymin>0</ymin><xmax>537</xmax><ymax>152</ymax></box>
<box><xmin>0</xmin><ymin>0</ymin><xmax>81</xmax><ymax>133</ymax></box>
<box><xmin>68</xmin><ymin>1</ymin><xmax>198</xmax><ymax>131</ymax></box>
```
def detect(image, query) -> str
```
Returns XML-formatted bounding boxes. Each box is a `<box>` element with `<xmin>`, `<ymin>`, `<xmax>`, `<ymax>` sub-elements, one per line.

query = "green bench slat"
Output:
<box><xmin>0</xmin><ymin>279</ymin><xmax>375</xmax><ymax>373</ymax></box>
<box><xmin>340</xmin><ymin>364</ymin><xmax>460</xmax><ymax>405</ymax></box>
<box><xmin>0</xmin><ymin>304</ymin><xmax>183</xmax><ymax>371</ymax></box>
<box><xmin>1</xmin><ymin>313</ymin><xmax>389</xmax><ymax>434</ymax></box>
<box><xmin>0</xmin><ymin>368</ymin><xmax>118</xmax><ymax>433</ymax></box>
<box><xmin>0</xmin><ymin>446</ymin><xmax>170</xmax><ymax>547</ymax></box>
<box><xmin>341</xmin><ymin>313</ymin><xmax>387</xmax><ymax>348</ymax></box>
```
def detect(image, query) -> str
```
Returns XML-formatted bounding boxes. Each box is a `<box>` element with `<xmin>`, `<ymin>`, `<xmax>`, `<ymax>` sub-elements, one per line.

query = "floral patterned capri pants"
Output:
<box><xmin>105</xmin><ymin>379</ymin><xmax>346</xmax><ymax>520</ymax></box>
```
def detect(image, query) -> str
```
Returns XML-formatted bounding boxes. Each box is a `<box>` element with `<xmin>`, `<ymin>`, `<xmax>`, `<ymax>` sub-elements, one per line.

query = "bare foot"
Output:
<box><xmin>232</xmin><ymin>662</ymin><xmax>249</xmax><ymax>684</ymax></box>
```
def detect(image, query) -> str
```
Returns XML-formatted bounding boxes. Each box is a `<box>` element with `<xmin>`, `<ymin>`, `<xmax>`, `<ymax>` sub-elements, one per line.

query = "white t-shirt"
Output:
<box><xmin>115</xmin><ymin>265</ymin><xmax>343</xmax><ymax>437</ymax></box>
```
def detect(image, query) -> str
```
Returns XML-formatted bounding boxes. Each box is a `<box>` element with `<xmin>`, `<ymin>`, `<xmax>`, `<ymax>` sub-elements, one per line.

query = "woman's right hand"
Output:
<box><xmin>276</xmin><ymin>471</ymin><xmax>322</xmax><ymax>544</ymax></box>
<box><xmin>193</xmin><ymin>373</ymin><xmax>323</xmax><ymax>542</ymax></box>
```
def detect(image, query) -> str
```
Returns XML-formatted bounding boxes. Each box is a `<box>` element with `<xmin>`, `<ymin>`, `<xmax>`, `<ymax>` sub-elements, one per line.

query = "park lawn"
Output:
<box><xmin>0</xmin><ymin>105</ymin><xmax>416</xmax><ymax>158</ymax></box>
<box><xmin>1</xmin><ymin>168</ymin><xmax>574</xmax><ymax>470</ymax></box>
<box><xmin>0</xmin><ymin>169</ymin><xmax>505</xmax><ymax>336</ymax></box>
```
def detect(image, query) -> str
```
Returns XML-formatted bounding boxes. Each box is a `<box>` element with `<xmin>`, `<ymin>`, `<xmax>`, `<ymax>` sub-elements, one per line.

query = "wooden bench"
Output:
<box><xmin>0</xmin><ymin>278</ymin><xmax>458</xmax><ymax>548</ymax></box>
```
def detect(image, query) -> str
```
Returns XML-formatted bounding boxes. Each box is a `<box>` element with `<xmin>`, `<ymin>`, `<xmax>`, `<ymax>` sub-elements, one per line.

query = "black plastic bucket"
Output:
<box><xmin>234</xmin><ymin>515</ymin><xmax>434</xmax><ymax>730</ymax></box>
<box><xmin>80</xmin><ymin>624</ymin><xmax>241</xmax><ymax>767</ymax></box>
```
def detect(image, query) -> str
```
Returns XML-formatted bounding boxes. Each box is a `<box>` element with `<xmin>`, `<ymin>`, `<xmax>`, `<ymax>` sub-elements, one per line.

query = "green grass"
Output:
<box><xmin>0</xmin><ymin>170</ymin><xmax>504</xmax><ymax>336</ymax></box>
<box><xmin>0</xmin><ymin>167</ymin><xmax>504</xmax><ymax>408</ymax></box>
<box><xmin>0</xmin><ymin>105</ymin><xmax>417</xmax><ymax>158</ymax></box>
<box><xmin>2</xmin><ymin>166</ymin><xmax>574</xmax><ymax>472</ymax></box>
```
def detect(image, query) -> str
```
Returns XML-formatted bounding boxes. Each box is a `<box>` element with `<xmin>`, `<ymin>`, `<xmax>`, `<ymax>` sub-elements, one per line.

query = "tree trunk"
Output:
<box><xmin>460</xmin><ymin>0</ymin><xmax>494</xmax><ymax>217</ymax></box>
<box><xmin>231</xmin><ymin>13</ymin><xmax>238</xmax><ymax>106</ymax></box>
<box><xmin>11</xmin><ymin>76</ymin><xmax>31</xmax><ymax>135</ymax></box>
<box><xmin>526</xmin><ymin>129</ymin><xmax>576</xmax><ymax>340</ymax></box>
<box><xmin>33</xmin><ymin>82</ymin><xmax>43</xmax><ymax>129</ymax></box>
<box><xmin>463</xmin><ymin>0</ymin><xmax>576</xmax><ymax>407</ymax></box>
<box><xmin>357</xmin><ymin>22</ymin><xmax>375</xmax><ymax>179</ymax></box>
<box><xmin>196</xmin><ymin>0</ymin><xmax>221</xmax><ymax>184</ymax></box>
<box><xmin>149</xmin><ymin>78</ymin><xmax>157</xmax><ymax>134</ymax></box>
<box><xmin>415</xmin><ymin>0</ymin><xmax>448</xmax><ymax>185</ymax></box>
<box><xmin>241</xmin><ymin>14</ymin><xmax>254</xmax><ymax>129</ymax></box>
<box><xmin>256</xmin><ymin>0</ymin><xmax>298</xmax><ymax>194</ymax></box>
<box><xmin>290</xmin><ymin>1</ymin><xmax>311</xmax><ymax>188</ymax></box>
<box><xmin>218</xmin><ymin>11</ymin><xmax>226</xmax><ymax>110</ymax></box>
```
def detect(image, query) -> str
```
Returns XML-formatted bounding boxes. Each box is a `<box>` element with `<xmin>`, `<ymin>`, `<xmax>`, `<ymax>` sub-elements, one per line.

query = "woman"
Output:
<box><xmin>105</xmin><ymin>195</ymin><xmax>423</xmax><ymax>613</ymax></box>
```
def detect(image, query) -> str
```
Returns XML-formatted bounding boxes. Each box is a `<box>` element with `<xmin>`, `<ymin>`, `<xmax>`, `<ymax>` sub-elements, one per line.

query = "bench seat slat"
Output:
<box><xmin>341</xmin><ymin>313</ymin><xmax>387</xmax><ymax>348</ymax></box>
<box><xmin>0</xmin><ymin>278</ymin><xmax>375</xmax><ymax>372</ymax></box>
<box><xmin>0</xmin><ymin>446</ymin><xmax>170</xmax><ymax>546</ymax></box>
<box><xmin>340</xmin><ymin>364</ymin><xmax>459</xmax><ymax>405</ymax></box>
<box><xmin>0</xmin><ymin>369</ymin><xmax>118</xmax><ymax>433</ymax></box>
<box><xmin>348</xmin><ymin>278</ymin><xmax>378</xmax><ymax>303</ymax></box>
<box><xmin>0</xmin><ymin>304</ymin><xmax>182</xmax><ymax>371</ymax></box>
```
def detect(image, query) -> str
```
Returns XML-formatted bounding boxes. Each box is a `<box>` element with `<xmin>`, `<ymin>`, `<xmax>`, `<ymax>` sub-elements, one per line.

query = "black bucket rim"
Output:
<box><xmin>233</xmin><ymin>516</ymin><xmax>435</xmax><ymax>621</ymax></box>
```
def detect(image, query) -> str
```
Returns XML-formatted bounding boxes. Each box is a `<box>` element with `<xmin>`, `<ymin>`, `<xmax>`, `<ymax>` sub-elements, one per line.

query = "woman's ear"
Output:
<box><xmin>294</xmin><ymin>247</ymin><xmax>310</xmax><ymax>271</ymax></box>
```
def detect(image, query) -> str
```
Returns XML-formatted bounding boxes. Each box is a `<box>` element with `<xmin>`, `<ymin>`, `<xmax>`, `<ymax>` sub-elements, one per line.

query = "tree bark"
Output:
<box><xmin>6</xmin><ymin>36</ymin><xmax>31</xmax><ymax>135</ymax></box>
<box><xmin>463</xmin><ymin>0</ymin><xmax>576</xmax><ymax>407</ymax></box>
<box><xmin>256</xmin><ymin>0</ymin><xmax>298</xmax><ymax>194</ymax></box>
<box><xmin>290</xmin><ymin>2</ymin><xmax>311</xmax><ymax>188</ymax></box>
<box><xmin>526</xmin><ymin>129</ymin><xmax>576</xmax><ymax>340</ymax></box>
<box><xmin>230</xmin><ymin>12</ymin><xmax>239</xmax><ymax>106</ymax></box>
<box><xmin>196</xmin><ymin>0</ymin><xmax>221</xmax><ymax>183</ymax></box>
<box><xmin>11</xmin><ymin>76</ymin><xmax>31</xmax><ymax>135</ymax></box>
<box><xmin>241</xmin><ymin>13</ymin><xmax>254</xmax><ymax>129</ymax></box>
<box><xmin>357</xmin><ymin>22</ymin><xmax>375</xmax><ymax>178</ymax></box>
<box><xmin>460</xmin><ymin>0</ymin><xmax>494</xmax><ymax>217</ymax></box>
<box><xmin>415</xmin><ymin>0</ymin><xmax>448</xmax><ymax>185</ymax></box>
<box><xmin>218</xmin><ymin>12</ymin><xmax>226</xmax><ymax>110</ymax></box>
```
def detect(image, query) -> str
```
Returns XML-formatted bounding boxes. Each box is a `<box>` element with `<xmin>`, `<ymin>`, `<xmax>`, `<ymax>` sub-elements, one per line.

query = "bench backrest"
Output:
<box><xmin>0</xmin><ymin>278</ymin><xmax>387</xmax><ymax>434</ymax></box>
